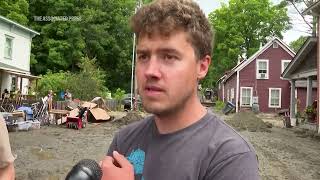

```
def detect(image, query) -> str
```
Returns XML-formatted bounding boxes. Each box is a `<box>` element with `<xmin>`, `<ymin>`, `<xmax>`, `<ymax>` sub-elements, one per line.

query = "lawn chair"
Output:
<box><xmin>278</xmin><ymin>109</ymin><xmax>291</xmax><ymax>128</ymax></box>
<box><xmin>33</xmin><ymin>98</ymin><xmax>50</xmax><ymax>126</ymax></box>
<box><xmin>0</xmin><ymin>98</ymin><xmax>15</xmax><ymax>112</ymax></box>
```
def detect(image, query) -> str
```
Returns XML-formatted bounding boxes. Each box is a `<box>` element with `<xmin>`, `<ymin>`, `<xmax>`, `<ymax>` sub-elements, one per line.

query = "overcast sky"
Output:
<box><xmin>196</xmin><ymin>0</ymin><xmax>311</xmax><ymax>44</ymax></box>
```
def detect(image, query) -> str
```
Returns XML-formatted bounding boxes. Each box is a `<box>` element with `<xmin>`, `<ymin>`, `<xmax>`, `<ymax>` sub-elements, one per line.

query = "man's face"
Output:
<box><xmin>136</xmin><ymin>31</ymin><xmax>209</xmax><ymax>115</ymax></box>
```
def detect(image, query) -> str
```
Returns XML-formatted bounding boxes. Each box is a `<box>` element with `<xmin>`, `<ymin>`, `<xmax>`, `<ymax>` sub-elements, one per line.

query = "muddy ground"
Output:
<box><xmin>8</xmin><ymin>111</ymin><xmax>320</xmax><ymax>180</ymax></box>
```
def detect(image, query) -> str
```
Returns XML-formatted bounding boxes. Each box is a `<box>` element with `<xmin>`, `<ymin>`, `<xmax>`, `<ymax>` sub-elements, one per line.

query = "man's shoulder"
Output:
<box><xmin>116</xmin><ymin>115</ymin><xmax>153</xmax><ymax>140</ymax></box>
<box><xmin>203</xmin><ymin>112</ymin><xmax>259</xmax><ymax>179</ymax></box>
<box><xmin>206</xmin><ymin>112</ymin><xmax>256</xmax><ymax>157</ymax></box>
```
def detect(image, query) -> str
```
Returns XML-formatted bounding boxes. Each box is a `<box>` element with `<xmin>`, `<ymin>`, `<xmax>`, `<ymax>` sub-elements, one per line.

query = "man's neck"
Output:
<box><xmin>154</xmin><ymin>96</ymin><xmax>207</xmax><ymax>134</ymax></box>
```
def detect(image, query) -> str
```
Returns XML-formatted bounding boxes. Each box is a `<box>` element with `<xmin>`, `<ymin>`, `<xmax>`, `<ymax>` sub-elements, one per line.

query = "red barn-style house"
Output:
<box><xmin>217</xmin><ymin>37</ymin><xmax>295</xmax><ymax>113</ymax></box>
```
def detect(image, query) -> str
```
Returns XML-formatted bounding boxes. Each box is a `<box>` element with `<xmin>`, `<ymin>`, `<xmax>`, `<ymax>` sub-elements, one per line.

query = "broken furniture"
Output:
<box><xmin>49</xmin><ymin>109</ymin><xmax>69</xmax><ymax>125</ymax></box>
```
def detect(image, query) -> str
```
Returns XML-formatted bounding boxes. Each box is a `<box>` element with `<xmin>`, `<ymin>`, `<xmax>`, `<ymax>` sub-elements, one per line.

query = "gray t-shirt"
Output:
<box><xmin>107</xmin><ymin>111</ymin><xmax>260</xmax><ymax>180</ymax></box>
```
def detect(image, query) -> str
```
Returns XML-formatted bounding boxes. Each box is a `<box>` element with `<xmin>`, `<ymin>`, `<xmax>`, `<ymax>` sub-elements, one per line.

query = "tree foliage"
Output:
<box><xmin>26</xmin><ymin>0</ymin><xmax>136</xmax><ymax>92</ymax></box>
<box><xmin>0</xmin><ymin>0</ymin><xmax>29</xmax><ymax>25</ymax></box>
<box><xmin>202</xmin><ymin>0</ymin><xmax>291</xmax><ymax>88</ymax></box>
<box><xmin>34</xmin><ymin>57</ymin><xmax>109</xmax><ymax>101</ymax></box>
<box><xmin>289</xmin><ymin>36</ymin><xmax>308</xmax><ymax>52</ymax></box>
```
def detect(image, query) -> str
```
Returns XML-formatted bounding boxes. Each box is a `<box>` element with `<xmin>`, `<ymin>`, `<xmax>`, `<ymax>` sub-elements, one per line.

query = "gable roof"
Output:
<box><xmin>217</xmin><ymin>75</ymin><xmax>226</xmax><ymax>83</ymax></box>
<box><xmin>220</xmin><ymin>37</ymin><xmax>295</xmax><ymax>83</ymax></box>
<box><xmin>303</xmin><ymin>1</ymin><xmax>320</xmax><ymax>15</ymax></box>
<box><xmin>0</xmin><ymin>15</ymin><xmax>40</xmax><ymax>35</ymax></box>
<box><xmin>282</xmin><ymin>36</ymin><xmax>317</xmax><ymax>79</ymax></box>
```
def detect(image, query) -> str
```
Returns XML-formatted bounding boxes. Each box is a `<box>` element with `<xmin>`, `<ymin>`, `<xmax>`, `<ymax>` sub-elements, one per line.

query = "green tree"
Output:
<box><xmin>29</xmin><ymin>0</ymin><xmax>136</xmax><ymax>92</ymax></box>
<box><xmin>289</xmin><ymin>36</ymin><xmax>308</xmax><ymax>52</ymax></box>
<box><xmin>34</xmin><ymin>71</ymin><xmax>70</xmax><ymax>98</ymax></box>
<box><xmin>34</xmin><ymin>56</ymin><xmax>109</xmax><ymax>101</ymax></box>
<box><xmin>0</xmin><ymin>0</ymin><xmax>29</xmax><ymax>25</ymax></box>
<box><xmin>68</xmin><ymin>56</ymin><xmax>109</xmax><ymax>100</ymax></box>
<box><xmin>202</xmin><ymin>0</ymin><xmax>291</xmax><ymax>88</ymax></box>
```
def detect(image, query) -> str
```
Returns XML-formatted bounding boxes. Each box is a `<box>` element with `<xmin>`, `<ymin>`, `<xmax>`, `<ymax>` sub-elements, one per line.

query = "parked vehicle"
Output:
<box><xmin>121</xmin><ymin>94</ymin><xmax>142</xmax><ymax>111</ymax></box>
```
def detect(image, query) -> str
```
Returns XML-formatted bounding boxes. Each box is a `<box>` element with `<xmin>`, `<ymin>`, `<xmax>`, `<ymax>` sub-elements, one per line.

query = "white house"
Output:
<box><xmin>0</xmin><ymin>15</ymin><xmax>39</xmax><ymax>96</ymax></box>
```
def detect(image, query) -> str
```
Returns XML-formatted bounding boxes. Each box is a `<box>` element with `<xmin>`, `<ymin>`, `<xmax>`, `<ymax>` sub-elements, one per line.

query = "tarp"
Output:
<box><xmin>17</xmin><ymin>106</ymin><xmax>33</xmax><ymax>115</ymax></box>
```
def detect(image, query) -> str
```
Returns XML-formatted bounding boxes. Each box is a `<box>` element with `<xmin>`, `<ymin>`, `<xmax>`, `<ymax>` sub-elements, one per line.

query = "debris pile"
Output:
<box><xmin>225</xmin><ymin>111</ymin><xmax>272</xmax><ymax>132</ymax></box>
<box><xmin>4</xmin><ymin>96</ymin><xmax>113</xmax><ymax>131</ymax></box>
<box><xmin>112</xmin><ymin>111</ymin><xmax>144</xmax><ymax>127</ymax></box>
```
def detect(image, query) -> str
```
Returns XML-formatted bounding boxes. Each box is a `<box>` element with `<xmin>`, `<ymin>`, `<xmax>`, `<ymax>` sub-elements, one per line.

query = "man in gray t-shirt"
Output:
<box><xmin>100</xmin><ymin>0</ymin><xmax>259</xmax><ymax>179</ymax></box>
<box><xmin>106</xmin><ymin>112</ymin><xmax>259</xmax><ymax>180</ymax></box>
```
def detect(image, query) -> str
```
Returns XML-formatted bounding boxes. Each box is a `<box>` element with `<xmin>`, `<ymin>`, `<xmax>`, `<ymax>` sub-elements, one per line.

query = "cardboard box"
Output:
<box><xmin>88</xmin><ymin>108</ymin><xmax>110</xmax><ymax>121</ymax></box>
<box><xmin>81</xmin><ymin>102</ymin><xmax>97</xmax><ymax>109</ymax></box>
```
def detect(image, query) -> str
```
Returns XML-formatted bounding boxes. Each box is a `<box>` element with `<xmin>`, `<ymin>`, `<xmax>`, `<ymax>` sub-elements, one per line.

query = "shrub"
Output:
<box><xmin>113</xmin><ymin>88</ymin><xmax>126</xmax><ymax>101</ymax></box>
<box><xmin>113</xmin><ymin>88</ymin><xmax>126</xmax><ymax>110</ymax></box>
<box><xmin>215</xmin><ymin>100</ymin><xmax>225</xmax><ymax>111</ymax></box>
<box><xmin>32</xmin><ymin>56</ymin><xmax>109</xmax><ymax>101</ymax></box>
<box><xmin>32</xmin><ymin>71</ymin><xmax>70</xmax><ymax>99</ymax></box>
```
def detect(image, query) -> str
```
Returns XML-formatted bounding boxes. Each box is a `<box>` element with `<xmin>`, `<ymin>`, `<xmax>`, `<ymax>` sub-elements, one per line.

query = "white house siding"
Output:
<box><xmin>0</xmin><ymin>20</ymin><xmax>32</xmax><ymax>72</ymax></box>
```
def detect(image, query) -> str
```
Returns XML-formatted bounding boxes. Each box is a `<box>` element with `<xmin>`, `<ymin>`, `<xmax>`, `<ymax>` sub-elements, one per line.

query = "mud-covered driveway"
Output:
<box><xmin>242</xmin><ymin>128</ymin><xmax>320</xmax><ymax>180</ymax></box>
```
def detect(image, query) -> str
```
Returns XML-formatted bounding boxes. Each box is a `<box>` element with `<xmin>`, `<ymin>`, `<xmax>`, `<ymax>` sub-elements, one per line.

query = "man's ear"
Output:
<box><xmin>197</xmin><ymin>55</ymin><xmax>211</xmax><ymax>80</ymax></box>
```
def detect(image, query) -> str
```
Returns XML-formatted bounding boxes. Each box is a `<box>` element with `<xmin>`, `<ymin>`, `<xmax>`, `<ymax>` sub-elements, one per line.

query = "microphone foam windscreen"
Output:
<box><xmin>75</xmin><ymin>159</ymin><xmax>102</xmax><ymax>180</ymax></box>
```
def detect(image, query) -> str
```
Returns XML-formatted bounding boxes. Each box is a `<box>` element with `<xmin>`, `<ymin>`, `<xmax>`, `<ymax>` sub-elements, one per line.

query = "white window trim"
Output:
<box><xmin>256</xmin><ymin>59</ymin><xmax>269</xmax><ymax>79</ymax></box>
<box><xmin>4</xmin><ymin>35</ymin><xmax>14</xmax><ymax>59</ymax></box>
<box><xmin>269</xmin><ymin>88</ymin><xmax>282</xmax><ymax>108</ymax></box>
<box><xmin>281</xmin><ymin>60</ymin><xmax>291</xmax><ymax>74</ymax></box>
<box><xmin>231</xmin><ymin>88</ymin><xmax>234</xmax><ymax>101</ymax></box>
<box><xmin>227</xmin><ymin>89</ymin><xmax>230</xmax><ymax>102</ymax></box>
<box><xmin>240</xmin><ymin>87</ymin><xmax>253</xmax><ymax>107</ymax></box>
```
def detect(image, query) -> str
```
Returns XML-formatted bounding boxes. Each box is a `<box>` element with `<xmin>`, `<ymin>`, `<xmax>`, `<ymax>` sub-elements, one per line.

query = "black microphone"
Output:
<box><xmin>65</xmin><ymin>159</ymin><xmax>102</xmax><ymax>180</ymax></box>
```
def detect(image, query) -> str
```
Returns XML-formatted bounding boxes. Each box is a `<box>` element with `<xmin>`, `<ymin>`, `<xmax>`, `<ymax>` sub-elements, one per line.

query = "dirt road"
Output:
<box><xmin>10</xmin><ymin>123</ymin><xmax>117</xmax><ymax>180</ymax></box>
<box><xmin>241</xmin><ymin>128</ymin><xmax>320</xmax><ymax>180</ymax></box>
<box><xmin>8</xmin><ymin>112</ymin><xmax>320</xmax><ymax>180</ymax></box>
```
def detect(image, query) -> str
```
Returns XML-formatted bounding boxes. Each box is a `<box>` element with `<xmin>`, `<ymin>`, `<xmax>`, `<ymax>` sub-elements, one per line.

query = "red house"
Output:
<box><xmin>217</xmin><ymin>37</ymin><xmax>295</xmax><ymax>113</ymax></box>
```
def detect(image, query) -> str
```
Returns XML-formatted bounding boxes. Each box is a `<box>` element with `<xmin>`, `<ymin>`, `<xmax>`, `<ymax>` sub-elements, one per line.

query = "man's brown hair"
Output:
<box><xmin>131</xmin><ymin>0</ymin><xmax>213</xmax><ymax>59</ymax></box>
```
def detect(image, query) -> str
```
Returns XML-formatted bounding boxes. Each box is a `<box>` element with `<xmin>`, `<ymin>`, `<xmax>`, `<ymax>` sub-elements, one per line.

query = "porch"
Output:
<box><xmin>0</xmin><ymin>62</ymin><xmax>40</xmax><ymax>97</ymax></box>
<box><xmin>282</xmin><ymin>37</ymin><xmax>318</xmax><ymax>127</ymax></box>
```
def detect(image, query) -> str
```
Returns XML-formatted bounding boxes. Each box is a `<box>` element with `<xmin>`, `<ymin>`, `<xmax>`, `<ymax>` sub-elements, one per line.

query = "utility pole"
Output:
<box><xmin>130</xmin><ymin>0</ymin><xmax>143</xmax><ymax>111</ymax></box>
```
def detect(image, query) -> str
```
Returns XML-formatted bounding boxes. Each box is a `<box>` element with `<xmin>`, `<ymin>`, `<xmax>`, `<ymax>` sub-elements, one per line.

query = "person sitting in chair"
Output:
<box><xmin>2</xmin><ymin>89</ymin><xmax>9</xmax><ymax>99</ymax></box>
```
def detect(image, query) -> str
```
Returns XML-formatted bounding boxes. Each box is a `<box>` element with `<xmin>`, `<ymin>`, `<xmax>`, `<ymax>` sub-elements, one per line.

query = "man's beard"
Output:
<box><xmin>142</xmin><ymin>89</ymin><xmax>193</xmax><ymax>118</ymax></box>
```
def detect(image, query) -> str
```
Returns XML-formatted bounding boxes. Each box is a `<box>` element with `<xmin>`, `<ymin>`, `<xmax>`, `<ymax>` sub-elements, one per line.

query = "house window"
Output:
<box><xmin>231</xmin><ymin>88</ymin><xmax>234</xmax><ymax>102</ymax></box>
<box><xmin>240</xmin><ymin>87</ymin><xmax>253</xmax><ymax>107</ymax></box>
<box><xmin>273</xmin><ymin>42</ymin><xmax>278</xmax><ymax>48</ymax></box>
<box><xmin>256</xmin><ymin>59</ymin><xmax>269</xmax><ymax>79</ymax></box>
<box><xmin>269</xmin><ymin>88</ymin><xmax>281</xmax><ymax>108</ymax></box>
<box><xmin>11</xmin><ymin>76</ymin><xmax>16</xmax><ymax>91</ymax></box>
<box><xmin>281</xmin><ymin>60</ymin><xmax>291</xmax><ymax>73</ymax></box>
<box><xmin>4</xmin><ymin>35</ymin><xmax>13</xmax><ymax>59</ymax></box>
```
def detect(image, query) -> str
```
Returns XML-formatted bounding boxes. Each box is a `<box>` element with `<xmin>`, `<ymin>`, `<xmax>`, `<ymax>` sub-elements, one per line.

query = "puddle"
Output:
<box><xmin>31</xmin><ymin>147</ymin><xmax>55</xmax><ymax>160</ymax></box>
